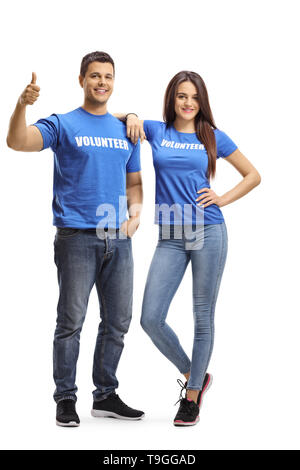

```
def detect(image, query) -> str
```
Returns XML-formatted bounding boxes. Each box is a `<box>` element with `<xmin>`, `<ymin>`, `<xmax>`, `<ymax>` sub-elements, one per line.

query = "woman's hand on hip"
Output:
<box><xmin>196</xmin><ymin>188</ymin><xmax>225</xmax><ymax>208</ymax></box>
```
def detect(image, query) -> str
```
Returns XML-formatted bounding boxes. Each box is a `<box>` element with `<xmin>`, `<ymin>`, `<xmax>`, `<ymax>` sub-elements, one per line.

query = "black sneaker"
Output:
<box><xmin>173</xmin><ymin>373</ymin><xmax>213</xmax><ymax>426</ymax></box>
<box><xmin>91</xmin><ymin>393</ymin><xmax>145</xmax><ymax>420</ymax></box>
<box><xmin>56</xmin><ymin>399</ymin><xmax>80</xmax><ymax>427</ymax></box>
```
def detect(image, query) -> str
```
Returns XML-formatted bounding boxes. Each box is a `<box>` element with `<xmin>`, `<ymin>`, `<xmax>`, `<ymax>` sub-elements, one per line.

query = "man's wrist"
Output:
<box><xmin>17</xmin><ymin>97</ymin><xmax>27</xmax><ymax>108</ymax></box>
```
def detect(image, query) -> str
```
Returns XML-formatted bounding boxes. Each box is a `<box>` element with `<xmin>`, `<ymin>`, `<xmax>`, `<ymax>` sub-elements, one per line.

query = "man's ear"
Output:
<box><xmin>78</xmin><ymin>74</ymin><xmax>84</xmax><ymax>88</ymax></box>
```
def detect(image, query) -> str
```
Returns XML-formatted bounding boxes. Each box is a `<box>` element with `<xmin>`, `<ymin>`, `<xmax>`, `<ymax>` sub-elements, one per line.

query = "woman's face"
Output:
<box><xmin>174</xmin><ymin>81</ymin><xmax>200</xmax><ymax>122</ymax></box>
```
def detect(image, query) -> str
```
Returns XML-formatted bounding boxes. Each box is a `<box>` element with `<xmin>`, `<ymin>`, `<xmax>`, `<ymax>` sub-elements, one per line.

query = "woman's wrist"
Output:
<box><xmin>218</xmin><ymin>194</ymin><xmax>230</xmax><ymax>207</ymax></box>
<box><xmin>125</xmin><ymin>113</ymin><xmax>138</xmax><ymax>121</ymax></box>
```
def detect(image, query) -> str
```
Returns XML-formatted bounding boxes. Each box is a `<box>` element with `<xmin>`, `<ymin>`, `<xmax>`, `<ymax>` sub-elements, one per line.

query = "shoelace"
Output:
<box><xmin>174</xmin><ymin>379</ymin><xmax>187</xmax><ymax>406</ymax></box>
<box><xmin>177</xmin><ymin>398</ymin><xmax>194</xmax><ymax>414</ymax></box>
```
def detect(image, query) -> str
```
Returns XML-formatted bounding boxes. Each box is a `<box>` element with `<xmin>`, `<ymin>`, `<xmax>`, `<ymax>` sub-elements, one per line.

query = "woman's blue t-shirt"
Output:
<box><xmin>143</xmin><ymin>120</ymin><xmax>237</xmax><ymax>225</ymax></box>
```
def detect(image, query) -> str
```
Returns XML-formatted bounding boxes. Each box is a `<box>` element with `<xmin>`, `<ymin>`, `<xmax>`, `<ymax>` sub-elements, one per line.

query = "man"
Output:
<box><xmin>7</xmin><ymin>51</ymin><xmax>144</xmax><ymax>427</ymax></box>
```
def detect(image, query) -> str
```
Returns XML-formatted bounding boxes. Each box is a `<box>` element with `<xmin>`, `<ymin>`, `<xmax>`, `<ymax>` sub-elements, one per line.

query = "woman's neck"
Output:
<box><xmin>173</xmin><ymin>117</ymin><xmax>196</xmax><ymax>133</ymax></box>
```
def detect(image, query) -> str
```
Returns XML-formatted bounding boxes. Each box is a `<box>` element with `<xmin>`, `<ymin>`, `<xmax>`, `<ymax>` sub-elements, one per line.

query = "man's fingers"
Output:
<box><xmin>21</xmin><ymin>86</ymin><xmax>40</xmax><ymax>106</ymax></box>
<box><xmin>30</xmin><ymin>90</ymin><xmax>40</xmax><ymax>97</ymax></box>
<box><xmin>31</xmin><ymin>72</ymin><xmax>37</xmax><ymax>85</ymax></box>
<box><xmin>30</xmin><ymin>84</ymin><xmax>40</xmax><ymax>92</ymax></box>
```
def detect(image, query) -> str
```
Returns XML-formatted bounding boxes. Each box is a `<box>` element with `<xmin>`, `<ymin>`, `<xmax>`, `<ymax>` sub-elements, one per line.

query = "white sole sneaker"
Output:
<box><xmin>174</xmin><ymin>416</ymin><xmax>200</xmax><ymax>426</ymax></box>
<box><xmin>56</xmin><ymin>420</ymin><xmax>80</xmax><ymax>427</ymax></box>
<box><xmin>91</xmin><ymin>409</ymin><xmax>145</xmax><ymax>420</ymax></box>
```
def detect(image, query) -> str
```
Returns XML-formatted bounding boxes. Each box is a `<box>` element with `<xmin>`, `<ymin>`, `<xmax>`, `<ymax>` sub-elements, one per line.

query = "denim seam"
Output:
<box><xmin>96</xmin><ymin>281</ymin><xmax>108</xmax><ymax>390</ymax></box>
<box><xmin>203</xmin><ymin>224</ymin><xmax>227</xmax><ymax>380</ymax></box>
<box><xmin>188</xmin><ymin>223</ymin><xmax>227</xmax><ymax>390</ymax></box>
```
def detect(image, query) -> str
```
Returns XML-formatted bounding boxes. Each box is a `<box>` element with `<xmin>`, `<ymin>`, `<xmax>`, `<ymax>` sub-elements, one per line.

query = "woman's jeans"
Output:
<box><xmin>141</xmin><ymin>223</ymin><xmax>228</xmax><ymax>390</ymax></box>
<box><xmin>53</xmin><ymin>227</ymin><xmax>133</xmax><ymax>403</ymax></box>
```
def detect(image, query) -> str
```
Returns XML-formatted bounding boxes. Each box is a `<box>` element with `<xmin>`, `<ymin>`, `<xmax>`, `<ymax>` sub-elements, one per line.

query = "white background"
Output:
<box><xmin>1</xmin><ymin>0</ymin><xmax>299</xmax><ymax>451</ymax></box>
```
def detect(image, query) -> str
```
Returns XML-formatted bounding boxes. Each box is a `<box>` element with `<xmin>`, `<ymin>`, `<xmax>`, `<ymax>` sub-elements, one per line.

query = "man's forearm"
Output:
<box><xmin>127</xmin><ymin>183</ymin><xmax>143</xmax><ymax>219</ymax></box>
<box><xmin>7</xmin><ymin>101</ymin><xmax>28</xmax><ymax>149</ymax></box>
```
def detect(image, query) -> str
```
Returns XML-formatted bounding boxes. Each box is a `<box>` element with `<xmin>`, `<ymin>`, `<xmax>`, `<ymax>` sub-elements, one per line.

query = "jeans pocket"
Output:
<box><xmin>119</xmin><ymin>228</ymin><xmax>132</xmax><ymax>240</ymax></box>
<box><xmin>56</xmin><ymin>227</ymin><xmax>80</xmax><ymax>239</ymax></box>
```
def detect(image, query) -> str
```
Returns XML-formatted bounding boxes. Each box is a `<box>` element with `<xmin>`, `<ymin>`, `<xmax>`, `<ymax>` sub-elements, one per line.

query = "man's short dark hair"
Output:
<box><xmin>80</xmin><ymin>51</ymin><xmax>115</xmax><ymax>77</ymax></box>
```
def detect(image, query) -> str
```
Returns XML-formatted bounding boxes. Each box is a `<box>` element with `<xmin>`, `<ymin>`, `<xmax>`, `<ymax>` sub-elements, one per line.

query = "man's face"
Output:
<box><xmin>79</xmin><ymin>61</ymin><xmax>114</xmax><ymax>105</ymax></box>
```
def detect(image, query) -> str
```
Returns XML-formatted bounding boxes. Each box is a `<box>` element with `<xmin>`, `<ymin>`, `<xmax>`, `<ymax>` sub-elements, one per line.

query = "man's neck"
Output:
<box><xmin>81</xmin><ymin>101</ymin><xmax>108</xmax><ymax>116</ymax></box>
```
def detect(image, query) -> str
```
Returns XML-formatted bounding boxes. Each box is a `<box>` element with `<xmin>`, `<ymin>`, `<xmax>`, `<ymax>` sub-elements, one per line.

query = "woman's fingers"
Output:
<box><xmin>196</xmin><ymin>189</ymin><xmax>211</xmax><ymax>202</ymax></box>
<box><xmin>127</xmin><ymin>123</ymin><xmax>137</xmax><ymax>144</ymax></box>
<box><xmin>195</xmin><ymin>188</ymin><xmax>220</xmax><ymax>207</ymax></box>
<box><xmin>126</xmin><ymin>116</ymin><xmax>145</xmax><ymax>144</ymax></box>
<box><xmin>197</xmin><ymin>187</ymin><xmax>209</xmax><ymax>194</ymax></box>
<box><xmin>197</xmin><ymin>197</ymin><xmax>212</xmax><ymax>206</ymax></box>
<box><xmin>139</xmin><ymin>124</ymin><xmax>146</xmax><ymax>143</ymax></box>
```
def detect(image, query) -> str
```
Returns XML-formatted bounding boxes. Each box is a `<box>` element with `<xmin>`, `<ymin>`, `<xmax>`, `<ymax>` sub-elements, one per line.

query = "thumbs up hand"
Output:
<box><xmin>19</xmin><ymin>72</ymin><xmax>40</xmax><ymax>106</ymax></box>
<box><xmin>31</xmin><ymin>72</ymin><xmax>37</xmax><ymax>85</ymax></box>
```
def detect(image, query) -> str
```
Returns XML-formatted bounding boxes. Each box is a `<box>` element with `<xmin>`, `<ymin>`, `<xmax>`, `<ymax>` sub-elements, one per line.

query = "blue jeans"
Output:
<box><xmin>141</xmin><ymin>223</ymin><xmax>228</xmax><ymax>390</ymax></box>
<box><xmin>53</xmin><ymin>228</ymin><xmax>133</xmax><ymax>403</ymax></box>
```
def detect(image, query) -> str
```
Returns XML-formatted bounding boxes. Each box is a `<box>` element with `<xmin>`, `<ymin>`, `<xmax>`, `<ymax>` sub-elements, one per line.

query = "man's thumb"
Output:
<box><xmin>31</xmin><ymin>72</ymin><xmax>37</xmax><ymax>85</ymax></box>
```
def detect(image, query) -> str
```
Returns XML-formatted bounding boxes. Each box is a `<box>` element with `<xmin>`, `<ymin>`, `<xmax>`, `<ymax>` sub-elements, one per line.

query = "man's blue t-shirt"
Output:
<box><xmin>33</xmin><ymin>107</ymin><xmax>141</xmax><ymax>228</ymax></box>
<box><xmin>143</xmin><ymin>120</ymin><xmax>237</xmax><ymax>225</ymax></box>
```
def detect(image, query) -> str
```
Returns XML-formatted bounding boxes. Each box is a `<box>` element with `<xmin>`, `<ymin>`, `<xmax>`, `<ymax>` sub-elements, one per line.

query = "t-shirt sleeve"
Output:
<box><xmin>143</xmin><ymin>120</ymin><xmax>163</xmax><ymax>143</ymax></box>
<box><xmin>126</xmin><ymin>140</ymin><xmax>141</xmax><ymax>173</ymax></box>
<box><xmin>215</xmin><ymin>129</ymin><xmax>238</xmax><ymax>159</ymax></box>
<box><xmin>32</xmin><ymin>114</ymin><xmax>59</xmax><ymax>152</ymax></box>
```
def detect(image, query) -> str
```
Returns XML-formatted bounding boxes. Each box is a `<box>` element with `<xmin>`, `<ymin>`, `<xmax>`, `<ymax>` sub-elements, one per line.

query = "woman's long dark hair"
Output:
<box><xmin>163</xmin><ymin>71</ymin><xmax>217</xmax><ymax>179</ymax></box>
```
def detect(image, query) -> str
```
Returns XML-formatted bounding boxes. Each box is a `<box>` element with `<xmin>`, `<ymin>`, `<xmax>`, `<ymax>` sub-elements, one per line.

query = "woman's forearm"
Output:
<box><xmin>113</xmin><ymin>112</ymin><xmax>127</xmax><ymax>122</ymax></box>
<box><xmin>113</xmin><ymin>112</ymin><xmax>138</xmax><ymax>123</ymax></box>
<box><xmin>220</xmin><ymin>172</ymin><xmax>261</xmax><ymax>207</ymax></box>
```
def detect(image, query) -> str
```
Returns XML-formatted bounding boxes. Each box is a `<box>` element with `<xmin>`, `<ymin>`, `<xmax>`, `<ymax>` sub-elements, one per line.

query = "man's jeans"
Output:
<box><xmin>53</xmin><ymin>227</ymin><xmax>133</xmax><ymax>403</ymax></box>
<box><xmin>141</xmin><ymin>223</ymin><xmax>228</xmax><ymax>390</ymax></box>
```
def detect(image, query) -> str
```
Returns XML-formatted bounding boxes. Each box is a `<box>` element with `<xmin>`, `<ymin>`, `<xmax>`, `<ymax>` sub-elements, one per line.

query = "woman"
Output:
<box><xmin>121</xmin><ymin>71</ymin><xmax>261</xmax><ymax>426</ymax></box>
